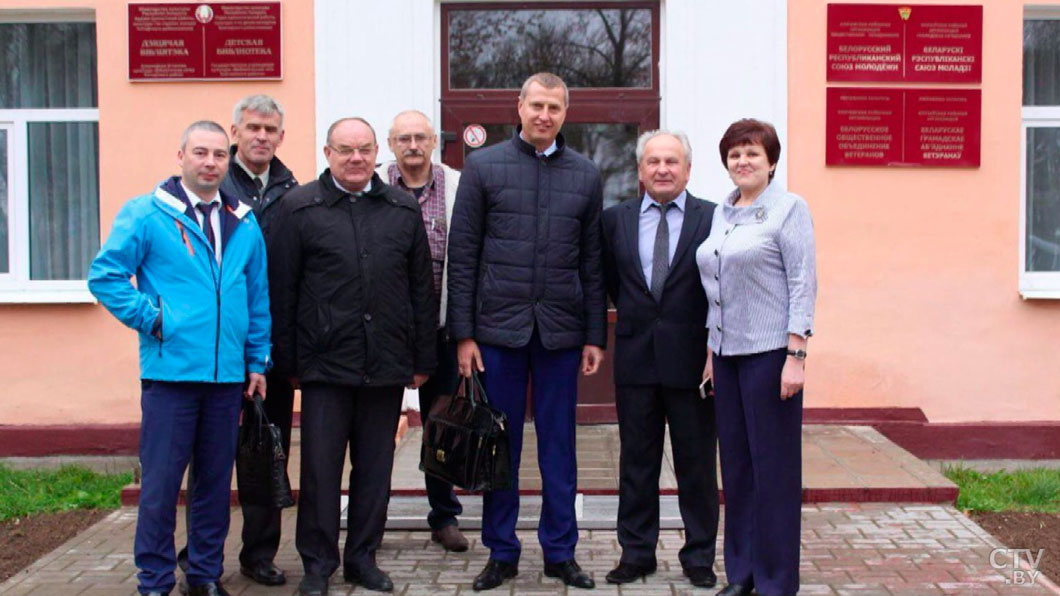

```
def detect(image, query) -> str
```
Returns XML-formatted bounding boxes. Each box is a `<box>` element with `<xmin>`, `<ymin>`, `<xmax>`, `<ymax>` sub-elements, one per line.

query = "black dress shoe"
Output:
<box><xmin>344</xmin><ymin>564</ymin><xmax>394</xmax><ymax>592</ymax></box>
<box><xmin>187</xmin><ymin>583</ymin><xmax>231</xmax><ymax>596</ymax></box>
<box><xmin>684</xmin><ymin>566</ymin><xmax>717</xmax><ymax>588</ymax></box>
<box><xmin>716</xmin><ymin>583</ymin><xmax>754</xmax><ymax>596</ymax></box>
<box><xmin>240</xmin><ymin>560</ymin><xmax>287</xmax><ymax>586</ymax></box>
<box><xmin>605</xmin><ymin>561</ymin><xmax>656</xmax><ymax>584</ymax></box>
<box><xmin>298</xmin><ymin>575</ymin><xmax>329</xmax><ymax>596</ymax></box>
<box><xmin>544</xmin><ymin>559</ymin><xmax>595</xmax><ymax>589</ymax></box>
<box><xmin>472</xmin><ymin>559</ymin><xmax>518</xmax><ymax>591</ymax></box>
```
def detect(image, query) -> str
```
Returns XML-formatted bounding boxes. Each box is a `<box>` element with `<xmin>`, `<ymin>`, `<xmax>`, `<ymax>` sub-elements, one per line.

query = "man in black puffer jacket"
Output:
<box><xmin>267</xmin><ymin>117</ymin><xmax>436</xmax><ymax>596</ymax></box>
<box><xmin>447</xmin><ymin>72</ymin><xmax>607</xmax><ymax>592</ymax></box>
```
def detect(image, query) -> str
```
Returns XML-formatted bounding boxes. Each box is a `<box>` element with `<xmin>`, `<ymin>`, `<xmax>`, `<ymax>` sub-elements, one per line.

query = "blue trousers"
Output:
<box><xmin>134</xmin><ymin>380</ymin><xmax>242</xmax><ymax>594</ymax></box>
<box><xmin>479</xmin><ymin>333</ymin><xmax>581</xmax><ymax>564</ymax></box>
<box><xmin>713</xmin><ymin>348</ymin><xmax>802</xmax><ymax>596</ymax></box>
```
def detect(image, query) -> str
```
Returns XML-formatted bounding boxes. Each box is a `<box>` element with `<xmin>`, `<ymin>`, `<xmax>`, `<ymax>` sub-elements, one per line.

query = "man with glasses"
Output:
<box><xmin>268</xmin><ymin>117</ymin><xmax>437</xmax><ymax>595</ymax></box>
<box><xmin>375</xmin><ymin>110</ymin><xmax>468</xmax><ymax>553</ymax></box>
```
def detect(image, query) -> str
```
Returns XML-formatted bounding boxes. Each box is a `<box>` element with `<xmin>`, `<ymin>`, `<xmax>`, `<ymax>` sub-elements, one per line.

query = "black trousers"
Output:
<box><xmin>713</xmin><ymin>349</ymin><xmax>802</xmax><ymax>596</ymax></box>
<box><xmin>615</xmin><ymin>384</ymin><xmax>719</xmax><ymax>569</ymax></box>
<box><xmin>416</xmin><ymin>330</ymin><xmax>463</xmax><ymax>530</ymax></box>
<box><xmin>238</xmin><ymin>370</ymin><xmax>295</xmax><ymax>565</ymax></box>
<box><xmin>295</xmin><ymin>382</ymin><xmax>403</xmax><ymax>579</ymax></box>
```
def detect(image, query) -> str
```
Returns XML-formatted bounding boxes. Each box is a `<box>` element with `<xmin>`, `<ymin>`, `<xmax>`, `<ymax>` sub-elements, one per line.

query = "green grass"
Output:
<box><xmin>944</xmin><ymin>465</ymin><xmax>1060</xmax><ymax>513</ymax></box>
<box><xmin>0</xmin><ymin>464</ymin><xmax>133</xmax><ymax>521</ymax></box>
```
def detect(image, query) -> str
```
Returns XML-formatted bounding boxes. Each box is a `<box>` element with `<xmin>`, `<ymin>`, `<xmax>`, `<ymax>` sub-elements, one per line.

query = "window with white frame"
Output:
<box><xmin>0</xmin><ymin>13</ymin><xmax>99</xmax><ymax>303</ymax></box>
<box><xmin>1021</xmin><ymin>10</ymin><xmax>1060</xmax><ymax>298</ymax></box>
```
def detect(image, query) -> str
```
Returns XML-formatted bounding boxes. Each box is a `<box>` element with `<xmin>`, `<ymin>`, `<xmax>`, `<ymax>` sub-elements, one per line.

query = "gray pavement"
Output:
<box><xmin>2</xmin><ymin>503</ymin><xmax>1058</xmax><ymax>595</ymax></box>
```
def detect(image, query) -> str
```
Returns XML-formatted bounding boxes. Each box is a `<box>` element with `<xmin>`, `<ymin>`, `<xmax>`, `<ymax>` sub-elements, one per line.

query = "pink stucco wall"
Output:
<box><xmin>791</xmin><ymin>1</ymin><xmax>1060</xmax><ymax>421</ymax></box>
<box><xmin>0</xmin><ymin>0</ymin><xmax>315</xmax><ymax>424</ymax></box>
<box><xmin>2</xmin><ymin>0</ymin><xmax>1057</xmax><ymax>425</ymax></box>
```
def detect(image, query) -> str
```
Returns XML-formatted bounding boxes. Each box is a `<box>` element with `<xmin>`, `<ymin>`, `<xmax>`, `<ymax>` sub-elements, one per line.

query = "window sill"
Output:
<box><xmin>0</xmin><ymin>284</ymin><xmax>97</xmax><ymax>304</ymax></box>
<box><xmin>1020</xmin><ymin>290</ymin><xmax>1060</xmax><ymax>300</ymax></box>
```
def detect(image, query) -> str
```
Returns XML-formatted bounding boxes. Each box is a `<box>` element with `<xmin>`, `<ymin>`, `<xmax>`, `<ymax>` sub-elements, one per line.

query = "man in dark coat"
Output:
<box><xmin>600</xmin><ymin>131</ymin><xmax>719</xmax><ymax>589</ymax></box>
<box><xmin>267</xmin><ymin>117</ymin><xmax>437</xmax><ymax>596</ymax></box>
<box><xmin>447</xmin><ymin>72</ymin><xmax>607</xmax><ymax>592</ymax></box>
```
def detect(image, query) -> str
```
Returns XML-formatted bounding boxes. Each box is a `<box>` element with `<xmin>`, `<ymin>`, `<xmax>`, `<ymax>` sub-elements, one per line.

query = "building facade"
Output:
<box><xmin>0</xmin><ymin>1</ymin><xmax>1057</xmax><ymax>448</ymax></box>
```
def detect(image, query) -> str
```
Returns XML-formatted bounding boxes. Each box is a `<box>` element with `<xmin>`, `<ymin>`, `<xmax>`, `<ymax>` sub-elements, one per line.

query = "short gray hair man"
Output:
<box><xmin>636</xmin><ymin>129</ymin><xmax>693</xmax><ymax>164</ymax></box>
<box><xmin>233</xmin><ymin>94</ymin><xmax>285</xmax><ymax>127</ymax></box>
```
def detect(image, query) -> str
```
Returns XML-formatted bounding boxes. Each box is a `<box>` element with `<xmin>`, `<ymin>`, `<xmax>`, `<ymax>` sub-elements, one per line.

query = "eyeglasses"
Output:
<box><xmin>328</xmin><ymin>144</ymin><xmax>376</xmax><ymax>157</ymax></box>
<box><xmin>392</xmin><ymin>134</ymin><xmax>432</xmax><ymax>145</ymax></box>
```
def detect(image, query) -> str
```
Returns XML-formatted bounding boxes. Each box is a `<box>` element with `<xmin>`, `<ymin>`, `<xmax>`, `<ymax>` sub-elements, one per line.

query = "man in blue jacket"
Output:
<box><xmin>447</xmin><ymin>72</ymin><xmax>607</xmax><ymax>591</ymax></box>
<box><xmin>89</xmin><ymin>121</ymin><xmax>271</xmax><ymax>596</ymax></box>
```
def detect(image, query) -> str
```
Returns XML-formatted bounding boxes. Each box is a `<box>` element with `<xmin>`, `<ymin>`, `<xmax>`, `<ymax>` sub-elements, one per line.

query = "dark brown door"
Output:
<box><xmin>440</xmin><ymin>2</ymin><xmax>661</xmax><ymax>422</ymax></box>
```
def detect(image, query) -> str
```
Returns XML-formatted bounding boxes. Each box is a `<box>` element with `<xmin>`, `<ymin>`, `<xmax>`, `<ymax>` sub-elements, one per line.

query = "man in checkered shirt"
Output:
<box><xmin>376</xmin><ymin>110</ymin><xmax>467</xmax><ymax>553</ymax></box>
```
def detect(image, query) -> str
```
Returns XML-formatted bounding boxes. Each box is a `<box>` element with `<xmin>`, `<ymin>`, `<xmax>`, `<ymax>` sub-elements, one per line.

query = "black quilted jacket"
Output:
<box><xmin>267</xmin><ymin>171</ymin><xmax>437</xmax><ymax>386</ymax></box>
<box><xmin>446</xmin><ymin>131</ymin><xmax>607</xmax><ymax>350</ymax></box>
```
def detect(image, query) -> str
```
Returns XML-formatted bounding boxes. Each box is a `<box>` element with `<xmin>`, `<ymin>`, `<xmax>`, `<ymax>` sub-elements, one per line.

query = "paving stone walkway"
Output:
<box><xmin>2</xmin><ymin>503</ymin><xmax>1057</xmax><ymax>595</ymax></box>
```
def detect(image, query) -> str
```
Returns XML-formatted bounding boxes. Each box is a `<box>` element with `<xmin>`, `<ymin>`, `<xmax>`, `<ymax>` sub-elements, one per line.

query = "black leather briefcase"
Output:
<box><xmin>420</xmin><ymin>372</ymin><xmax>512</xmax><ymax>492</ymax></box>
<box><xmin>236</xmin><ymin>396</ymin><xmax>296</xmax><ymax>508</ymax></box>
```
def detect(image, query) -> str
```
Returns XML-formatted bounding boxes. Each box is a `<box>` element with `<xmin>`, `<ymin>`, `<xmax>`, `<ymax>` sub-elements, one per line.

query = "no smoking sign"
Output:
<box><xmin>463</xmin><ymin>124</ymin><xmax>487</xmax><ymax>148</ymax></box>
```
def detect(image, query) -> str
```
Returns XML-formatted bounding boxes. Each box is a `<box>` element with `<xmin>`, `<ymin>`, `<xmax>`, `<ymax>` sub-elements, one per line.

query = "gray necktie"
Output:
<box><xmin>650</xmin><ymin>202</ymin><xmax>674</xmax><ymax>302</ymax></box>
<box><xmin>253</xmin><ymin>176</ymin><xmax>264</xmax><ymax>199</ymax></box>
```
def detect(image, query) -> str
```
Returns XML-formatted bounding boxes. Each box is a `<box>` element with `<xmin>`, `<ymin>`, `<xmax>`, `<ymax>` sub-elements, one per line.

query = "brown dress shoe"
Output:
<box><xmin>431</xmin><ymin>524</ymin><xmax>469</xmax><ymax>552</ymax></box>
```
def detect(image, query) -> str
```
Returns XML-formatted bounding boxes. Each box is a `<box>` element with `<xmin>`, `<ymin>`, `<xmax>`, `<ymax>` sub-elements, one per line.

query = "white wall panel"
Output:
<box><xmin>314</xmin><ymin>0</ymin><xmax>438</xmax><ymax>171</ymax></box>
<box><xmin>661</xmin><ymin>0</ymin><xmax>788</xmax><ymax>201</ymax></box>
<box><xmin>314</xmin><ymin>0</ymin><xmax>788</xmax><ymax>194</ymax></box>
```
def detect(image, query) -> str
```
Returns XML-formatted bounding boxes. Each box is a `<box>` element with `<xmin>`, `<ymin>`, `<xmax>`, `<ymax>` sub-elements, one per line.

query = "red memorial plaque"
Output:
<box><xmin>827</xmin><ymin>4</ymin><xmax>982</xmax><ymax>83</ymax></box>
<box><xmin>825</xmin><ymin>88</ymin><xmax>904</xmax><ymax>166</ymax></box>
<box><xmin>904</xmin><ymin>89</ymin><xmax>981</xmax><ymax>166</ymax></box>
<box><xmin>129</xmin><ymin>3</ymin><xmax>281</xmax><ymax>81</ymax></box>
<box><xmin>826</xmin><ymin>87</ymin><xmax>981</xmax><ymax>167</ymax></box>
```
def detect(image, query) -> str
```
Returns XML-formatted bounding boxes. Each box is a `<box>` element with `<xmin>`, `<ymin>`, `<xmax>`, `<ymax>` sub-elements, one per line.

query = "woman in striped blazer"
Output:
<box><xmin>695</xmin><ymin>118</ymin><xmax>817</xmax><ymax>596</ymax></box>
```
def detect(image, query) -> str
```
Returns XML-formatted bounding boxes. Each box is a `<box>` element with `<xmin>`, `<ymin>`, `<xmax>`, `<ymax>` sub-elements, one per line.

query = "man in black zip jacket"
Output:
<box><xmin>176</xmin><ymin>94</ymin><xmax>298</xmax><ymax>593</ymax></box>
<box><xmin>267</xmin><ymin>117</ymin><xmax>437</xmax><ymax>596</ymax></box>
<box><xmin>447</xmin><ymin>72</ymin><xmax>607</xmax><ymax>591</ymax></box>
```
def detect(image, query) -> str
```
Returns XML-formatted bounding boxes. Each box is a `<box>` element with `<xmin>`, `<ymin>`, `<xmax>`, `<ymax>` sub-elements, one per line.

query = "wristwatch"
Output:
<box><xmin>786</xmin><ymin>349</ymin><xmax>807</xmax><ymax>360</ymax></box>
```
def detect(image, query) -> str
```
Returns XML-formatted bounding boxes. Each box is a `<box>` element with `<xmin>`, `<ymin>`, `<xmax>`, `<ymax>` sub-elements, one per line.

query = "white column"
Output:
<box><xmin>661</xmin><ymin>0</ymin><xmax>788</xmax><ymax>199</ymax></box>
<box><xmin>314</xmin><ymin>0</ymin><xmax>438</xmax><ymax>171</ymax></box>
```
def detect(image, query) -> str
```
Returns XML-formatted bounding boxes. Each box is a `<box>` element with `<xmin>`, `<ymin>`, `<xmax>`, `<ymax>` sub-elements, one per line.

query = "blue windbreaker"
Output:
<box><xmin>88</xmin><ymin>177</ymin><xmax>271</xmax><ymax>382</ymax></box>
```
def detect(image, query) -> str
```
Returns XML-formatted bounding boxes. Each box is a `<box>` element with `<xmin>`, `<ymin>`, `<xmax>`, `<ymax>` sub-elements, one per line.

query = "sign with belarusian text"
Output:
<box><xmin>826</xmin><ymin>87</ymin><xmax>980</xmax><ymax>167</ymax></box>
<box><xmin>128</xmin><ymin>3</ymin><xmax>281</xmax><ymax>81</ymax></box>
<box><xmin>827</xmin><ymin>4</ymin><xmax>982</xmax><ymax>83</ymax></box>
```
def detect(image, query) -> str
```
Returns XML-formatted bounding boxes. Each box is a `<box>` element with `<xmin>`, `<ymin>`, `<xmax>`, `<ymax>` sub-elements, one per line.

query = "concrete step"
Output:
<box><xmin>120</xmin><ymin>424</ymin><xmax>959</xmax><ymax>513</ymax></box>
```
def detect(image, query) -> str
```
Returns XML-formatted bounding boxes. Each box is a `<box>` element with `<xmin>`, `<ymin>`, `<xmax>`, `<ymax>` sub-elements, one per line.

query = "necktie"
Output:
<box><xmin>196</xmin><ymin>202</ymin><xmax>217</xmax><ymax>257</ymax></box>
<box><xmin>253</xmin><ymin>176</ymin><xmax>264</xmax><ymax>199</ymax></box>
<box><xmin>650</xmin><ymin>202</ymin><xmax>674</xmax><ymax>302</ymax></box>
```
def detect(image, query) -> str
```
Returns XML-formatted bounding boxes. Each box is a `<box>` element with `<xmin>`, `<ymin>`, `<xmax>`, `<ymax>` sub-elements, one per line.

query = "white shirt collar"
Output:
<box><xmin>180</xmin><ymin>181</ymin><xmax>221</xmax><ymax>208</ymax></box>
<box><xmin>520</xmin><ymin>131</ymin><xmax>558</xmax><ymax>157</ymax></box>
<box><xmin>333</xmin><ymin>176</ymin><xmax>371</xmax><ymax>195</ymax></box>
<box><xmin>235</xmin><ymin>153</ymin><xmax>270</xmax><ymax>189</ymax></box>
<box><xmin>640</xmin><ymin>190</ymin><xmax>687</xmax><ymax>214</ymax></box>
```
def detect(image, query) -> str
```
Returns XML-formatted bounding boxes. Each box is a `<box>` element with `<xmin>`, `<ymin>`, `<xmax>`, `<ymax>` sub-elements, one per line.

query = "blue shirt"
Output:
<box><xmin>638</xmin><ymin>191</ymin><xmax>687</xmax><ymax>286</ymax></box>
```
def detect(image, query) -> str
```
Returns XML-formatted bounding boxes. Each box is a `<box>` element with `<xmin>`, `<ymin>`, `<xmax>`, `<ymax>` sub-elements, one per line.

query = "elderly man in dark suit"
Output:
<box><xmin>600</xmin><ymin>130</ymin><xmax>720</xmax><ymax>589</ymax></box>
